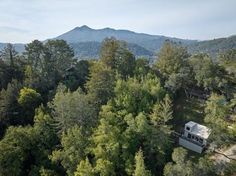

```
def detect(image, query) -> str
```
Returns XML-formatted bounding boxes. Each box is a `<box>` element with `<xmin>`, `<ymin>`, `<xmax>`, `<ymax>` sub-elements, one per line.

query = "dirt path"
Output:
<box><xmin>210</xmin><ymin>144</ymin><xmax>236</xmax><ymax>174</ymax></box>
<box><xmin>212</xmin><ymin>145</ymin><xmax>236</xmax><ymax>163</ymax></box>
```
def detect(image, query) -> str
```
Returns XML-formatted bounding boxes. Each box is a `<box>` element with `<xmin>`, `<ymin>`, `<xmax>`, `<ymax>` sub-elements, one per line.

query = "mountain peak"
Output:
<box><xmin>56</xmin><ymin>25</ymin><xmax>197</xmax><ymax>51</ymax></box>
<box><xmin>74</xmin><ymin>25</ymin><xmax>92</xmax><ymax>31</ymax></box>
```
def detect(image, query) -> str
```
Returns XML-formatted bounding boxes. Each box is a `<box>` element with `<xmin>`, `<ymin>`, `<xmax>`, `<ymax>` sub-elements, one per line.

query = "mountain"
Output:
<box><xmin>188</xmin><ymin>35</ymin><xmax>236</xmax><ymax>57</ymax></box>
<box><xmin>55</xmin><ymin>25</ymin><xmax>196</xmax><ymax>52</ymax></box>
<box><xmin>0</xmin><ymin>25</ymin><xmax>235</xmax><ymax>59</ymax></box>
<box><xmin>0</xmin><ymin>43</ymin><xmax>25</xmax><ymax>53</ymax></box>
<box><xmin>55</xmin><ymin>26</ymin><xmax>236</xmax><ymax>59</ymax></box>
<box><xmin>70</xmin><ymin>41</ymin><xmax>154</xmax><ymax>59</ymax></box>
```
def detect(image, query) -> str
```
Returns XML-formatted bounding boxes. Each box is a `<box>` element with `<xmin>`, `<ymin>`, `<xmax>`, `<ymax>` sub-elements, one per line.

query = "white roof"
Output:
<box><xmin>186</xmin><ymin>121</ymin><xmax>196</xmax><ymax>128</ymax></box>
<box><xmin>185</xmin><ymin>121</ymin><xmax>211</xmax><ymax>139</ymax></box>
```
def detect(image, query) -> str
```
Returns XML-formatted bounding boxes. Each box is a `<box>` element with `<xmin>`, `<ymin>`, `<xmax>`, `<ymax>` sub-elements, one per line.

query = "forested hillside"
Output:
<box><xmin>0</xmin><ymin>38</ymin><xmax>236</xmax><ymax>176</ymax></box>
<box><xmin>70</xmin><ymin>41</ymin><xmax>154</xmax><ymax>59</ymax></box>
<box><xmin>54</xmin><ymin>25</ymin><xmax>195</xmax><ymax>51</ymax></box>
<box><xmin>1</xmin><ymin>27</ymin><xmax>236</xmax><ymax>60</ymax></box>
<box><xmin>188</xmin><ymin>35</ymin><xmax>236</xmax><ymax>56</ymax></box>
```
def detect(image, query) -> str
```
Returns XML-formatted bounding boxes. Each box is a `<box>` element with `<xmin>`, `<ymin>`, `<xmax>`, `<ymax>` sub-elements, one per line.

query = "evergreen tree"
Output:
<box><xmin>150</xmin><ymin>94</ymin><xmax>173</xmax><ymax>126</ymax></box>
<box><xmin>28</xmin><ymin>107</ymin><xmax>59</xmax><ymax>176</ymax></box>
<box><xmin>0</xmin><ymin>43</ymin><xmax>18</xmax><ymax>66</ymax></box>
<box><xmin>114</xmin><ymin>74</ymin><xmax>166</xmax><ymax>114</ymax></box>
<box><xmin>0</xmin><ymin>126</ymin><xmax>34</xmax><ymax>176</ymax></box>
<box><xmin>0</xmin><ymin>107</ymin><xmax>58</xmax><ymax>176</ymax></box>
<box><xmin>24</xmin><ymin>40</ymin><xmax>74</xmax><ymax>92</ymax></box>
<box><xmin>91</xmin><ymin>75</ymin><xmax>171</xmax><ymax>175</ymax></box>
<box><xmin>114</xmin><ymin>44</ymin><xmax>136</xmax><ymax>78</ymax></box>
<box><xmin>86</xmin><ymin>62</ymin><xmax>115</xmax><ymax>110</ymax></box>
<box><xmin>0</xmin><ymin>59</ymin><xmax>24</xmax><ymax>90</ymax></box>
<box><xmin>164</xmin><ymin>147</ymin><xmax>193</xmax><ymax>176</ymax></box>
<box><xmin>155</xmin><ymin>41</ymin><xmax>191</xmax><ymax>93</ymax></box>
<box><xmin>218</xmin><ymin>49</ymin><xmax>236</xmax><ymax>79</ymax></box>
<box><xmin>0</xmin><ymin>80</ymin><xmax>21</xmax><ymax>135</ymax></box>
<box><xmin>204</xmin><ymin>93</ymin><xmax>231</xmax><ymax>146</ymax></box>
<box><xmin>74</xmin><ymin>158</ymin><xmax>95</xmax><ymax>176</ymax></box>
<box><xmin>100</xmin><ymin>37</ymin><xmax>120</xmax><ymax>69</ymax></box>
<box><xmin>91</xmin><ymin>104</ymin><xmax>121</xmax><ymax>176</ymax></box>
<box><xmin>164</xmin><ymin>148</ymin><xmax>216</xmax><ymax>176</ymax></box>
<box><xmin>50</xmin><ymin>126</ymin><xmax>88</xmax><ymax>176</ymax></box>
<box><xmin>63</xmin><ymin>60</ymin><xmax>90</xmax><ymax>91</ymax></box>
<box><xmin>100</xmin><ymin>37</ymin><xmax>135</xmax><ymax>78</ymax></box>
<box><xmin>133</xmin><ymin>149</ymin><xmax>151</xmax><ymax>176</ymax></box>
<box><xmin>50</xmin><ymin>86</ymin><xmax>97</xmax><ymax>133</ymax></box>
<box><xmin>24</xmin><ymin>40</ymin><xmax>47</xmax><ymax>90</ymax></box>
<box><xmin>134</xmin><ymin>57</ymin><xmax>150</xmax><ymax>78</ymax></box>
<box><xmin>18</xmin><ymin>87</ymin><xmax>42</xmax><ymax>123</ymax></box>
<box><xmin>44</xmin><ymin>40</ymin><xmax>74</xmax><ymax>84</ymax></box>
<box><xmin>189</xmin><ymin>53</ymin><xmax>227</xmax><ymax>90</ymax></box>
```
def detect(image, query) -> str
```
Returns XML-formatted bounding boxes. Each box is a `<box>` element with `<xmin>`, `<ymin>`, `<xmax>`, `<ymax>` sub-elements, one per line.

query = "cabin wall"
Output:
<box><xmin>179</xmin><ymin>137</ymin><xmax>203</xmax><ymax>153</ymax></box>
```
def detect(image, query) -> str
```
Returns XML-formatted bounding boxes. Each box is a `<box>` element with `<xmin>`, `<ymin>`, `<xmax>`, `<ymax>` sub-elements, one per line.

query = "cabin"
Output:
<box><xmin>179</xmin><ymin>121</ymin><xmax>211</xmax><ymax>153</ymax></box>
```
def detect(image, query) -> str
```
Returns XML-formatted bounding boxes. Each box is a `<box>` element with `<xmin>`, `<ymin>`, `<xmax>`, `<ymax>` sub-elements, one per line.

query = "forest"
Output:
<box><xmin>0</xmin><ymin>38</ymin><xmax>235</xmax><ymax>176</ymax></box>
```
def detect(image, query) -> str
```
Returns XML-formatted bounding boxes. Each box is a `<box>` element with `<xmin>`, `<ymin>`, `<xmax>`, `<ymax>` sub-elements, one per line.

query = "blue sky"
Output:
<box><xmin>0</xmin><ymin>0</ymin><xmax>235</xmax><ymax>43</ymax></box>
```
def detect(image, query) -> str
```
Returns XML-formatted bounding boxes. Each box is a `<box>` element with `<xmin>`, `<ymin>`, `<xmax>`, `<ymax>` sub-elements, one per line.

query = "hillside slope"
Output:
<box><xmin>188</xmin><ymin>35</ymin><xmax>236</xmax><ymax>56</ymax></box>
<box><xmin>55</xmin><ymin>25</ymin><xmax>196</xmax><ymax>52</ymax></box>
<box><xmin>0</xmin><ymin>26</ymin><xmax>235</xmax><ymax>59</ymax></box>
<box><xmin>70</xmin><ymin>41</ymin><xmax>154</xmax><ymax>59</ymax></box>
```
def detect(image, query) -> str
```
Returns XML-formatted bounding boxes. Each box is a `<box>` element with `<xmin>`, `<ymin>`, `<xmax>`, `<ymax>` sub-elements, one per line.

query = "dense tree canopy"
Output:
<box><xmin>0</xmin><ymin>80</ymin><xmax>22</xmax><ymax>135</ymax></box>
<box><xmin>49</xmin><ymin>86</ymin><xmax>97</xmax><ymax>134</ymax></box>
<box><xmin>0</xmin><ymin>43</ymin><xmax>18</xmax><ymax>66</ymax></box>
<box><xmin>74</xmin><ymin>157</ymin><xmax>95</xmax><ymax>176</ymax></box>
<box><xmin>0</xmin><ymin>49</ymin><xmax>24</xmax><ymax>90</ymax></box>
<box><xmin>204</xmin><ymin>93</ymin><xmax>233</xmax><ymax>146</ymax></box>
<box><xmin>63</xmin><ymin>60</ymin><xmax>90</xmax><ymax>91</ymax></box>
<box><xmin>0</xmin><ymin>37</ymin><xmax>235</xmax><ymax>176</ymax></box>
<box><xmin>0</xmin><ymin>107</ymin><xmax>58</xmax><ymax>176</ymax></box>
<box><xmin>155</xmin><ymin>41</ymin><xmax>191</xmax><ymax>92</ymax></box>
<box><xmin>24</xmin><ymin>40</ymin><xmax>74</xmax><ymax>92</ymax></box>
<box><xmin>51</xmin><ymin>126</ymin><xmax>88</xmax><ymax>176</ymax></box>
<box><xmin>134</xmin><ymin>57</ymin><xmax>150</xmax><ymax>78</ymax></box>
<box><xmin>218</xmin><ymin>49</ymin><xmax>236</xmax><ymax>78</ymax></box>
<box><xmin>189</xmin><ymin>54</ymin><xmax>227</xmax><ymax>91</ymax></box>
<box><xmin>100</xmin><ymin>37</ymin><xmax>136</xmax><ymax>78</ymax></box>
<box><xmin>164</xmin><ymin>147</ymin><xmax>216</xmax><ymax>176</ymax></box>
<box><xmin>86</xmin><ymin>62</ymin><xmax>115</xmax><ymax>109</ymax></box>
<box><xmin>90</xmin><ymin>75</ymin><xmax>172</xmax><ymax>175</ymax></box>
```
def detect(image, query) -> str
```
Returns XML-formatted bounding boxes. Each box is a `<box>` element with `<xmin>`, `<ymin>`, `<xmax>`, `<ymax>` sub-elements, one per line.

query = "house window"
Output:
<box><xmin>187</xmin><ymin>133</ymin><xmax>191</xmax><ymax>139</ymax></box>
<box><xmin>199</xmin><ymin>138</ymin><xmax>203</xmax><ymax>144</ymax></box>
<box><xmin>195</xmin><ymin>136</ymin><xmax>199</xmax><ymax>141</ymax></box>
<box><xmin>186</xmin><ymin>126</ymin><xmax>190</xmax><ymax>131</ymax></box>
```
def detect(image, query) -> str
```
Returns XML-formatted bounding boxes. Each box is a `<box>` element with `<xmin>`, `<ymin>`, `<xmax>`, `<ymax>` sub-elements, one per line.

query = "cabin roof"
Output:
<box><xmin>185</xmin><ymin>121</ymin><xmax>211</xmax><ymax>139</ymax></box>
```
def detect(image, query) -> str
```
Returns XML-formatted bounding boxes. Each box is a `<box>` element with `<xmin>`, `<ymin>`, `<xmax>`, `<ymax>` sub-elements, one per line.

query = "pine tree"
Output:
<box><xmin>0</xmin><ymin>43</ymin><xmax>18</xmax><ymax>66</ymax></box>
<box><xmin>74</xmin><ymin>157</ymin><xmax>94</xmax><ymax>176</ymax></box>
<box><xmin>204</xmin><ymin>93</ymin><xmax>231</xmax><ymax>146</ymax></box>
<box><xmin>133</xmin><ymin>149</ymin><xmax>151</xmax><ymax>176</ymax></box>
<box><xmin>150</xmin><ymin>94</ymin><xmax>173</xmax><ymax>126</ymax></box>
<box><xmin>155</xmin><ymin>41</ymin><xmax>190</xmax><ymax>93</ymax></box>
<box><xmin>86</xmin><ymin>62</ymin><xmax>115</xmax><ymax>109</ymax></box>
<box><xmin>50</xmin><ymin>126</ymin><xmax>88</xmax><ymax>176</ymax></box>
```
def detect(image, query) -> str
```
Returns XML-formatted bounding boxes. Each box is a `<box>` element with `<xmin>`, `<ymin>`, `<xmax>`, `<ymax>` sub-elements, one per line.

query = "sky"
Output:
<box><xmin>0</xmin><ymin>0</ymin><xmax>235</xmax><ymax>43</ymax></box>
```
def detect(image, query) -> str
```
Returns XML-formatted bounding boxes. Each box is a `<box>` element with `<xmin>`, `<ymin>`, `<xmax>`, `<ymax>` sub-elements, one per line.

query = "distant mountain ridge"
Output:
<box><xmin>0</xmin><ymin>43</ymin><xmax>25</xmax><ymax>53</ymax></box>
<box><xmin>188</xmin><ymin>35</ymin><xmax>236</xmax><ymax>56</ymax></box>
<box><xmin>55</xmin><ymin>25</ymin><xmax>196</xmax><ymax>52</ymax></box>
<box><xmin>0</xmin><ymin>25</ymin><xmax>236</xmax><ymax>59</ymax></box>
